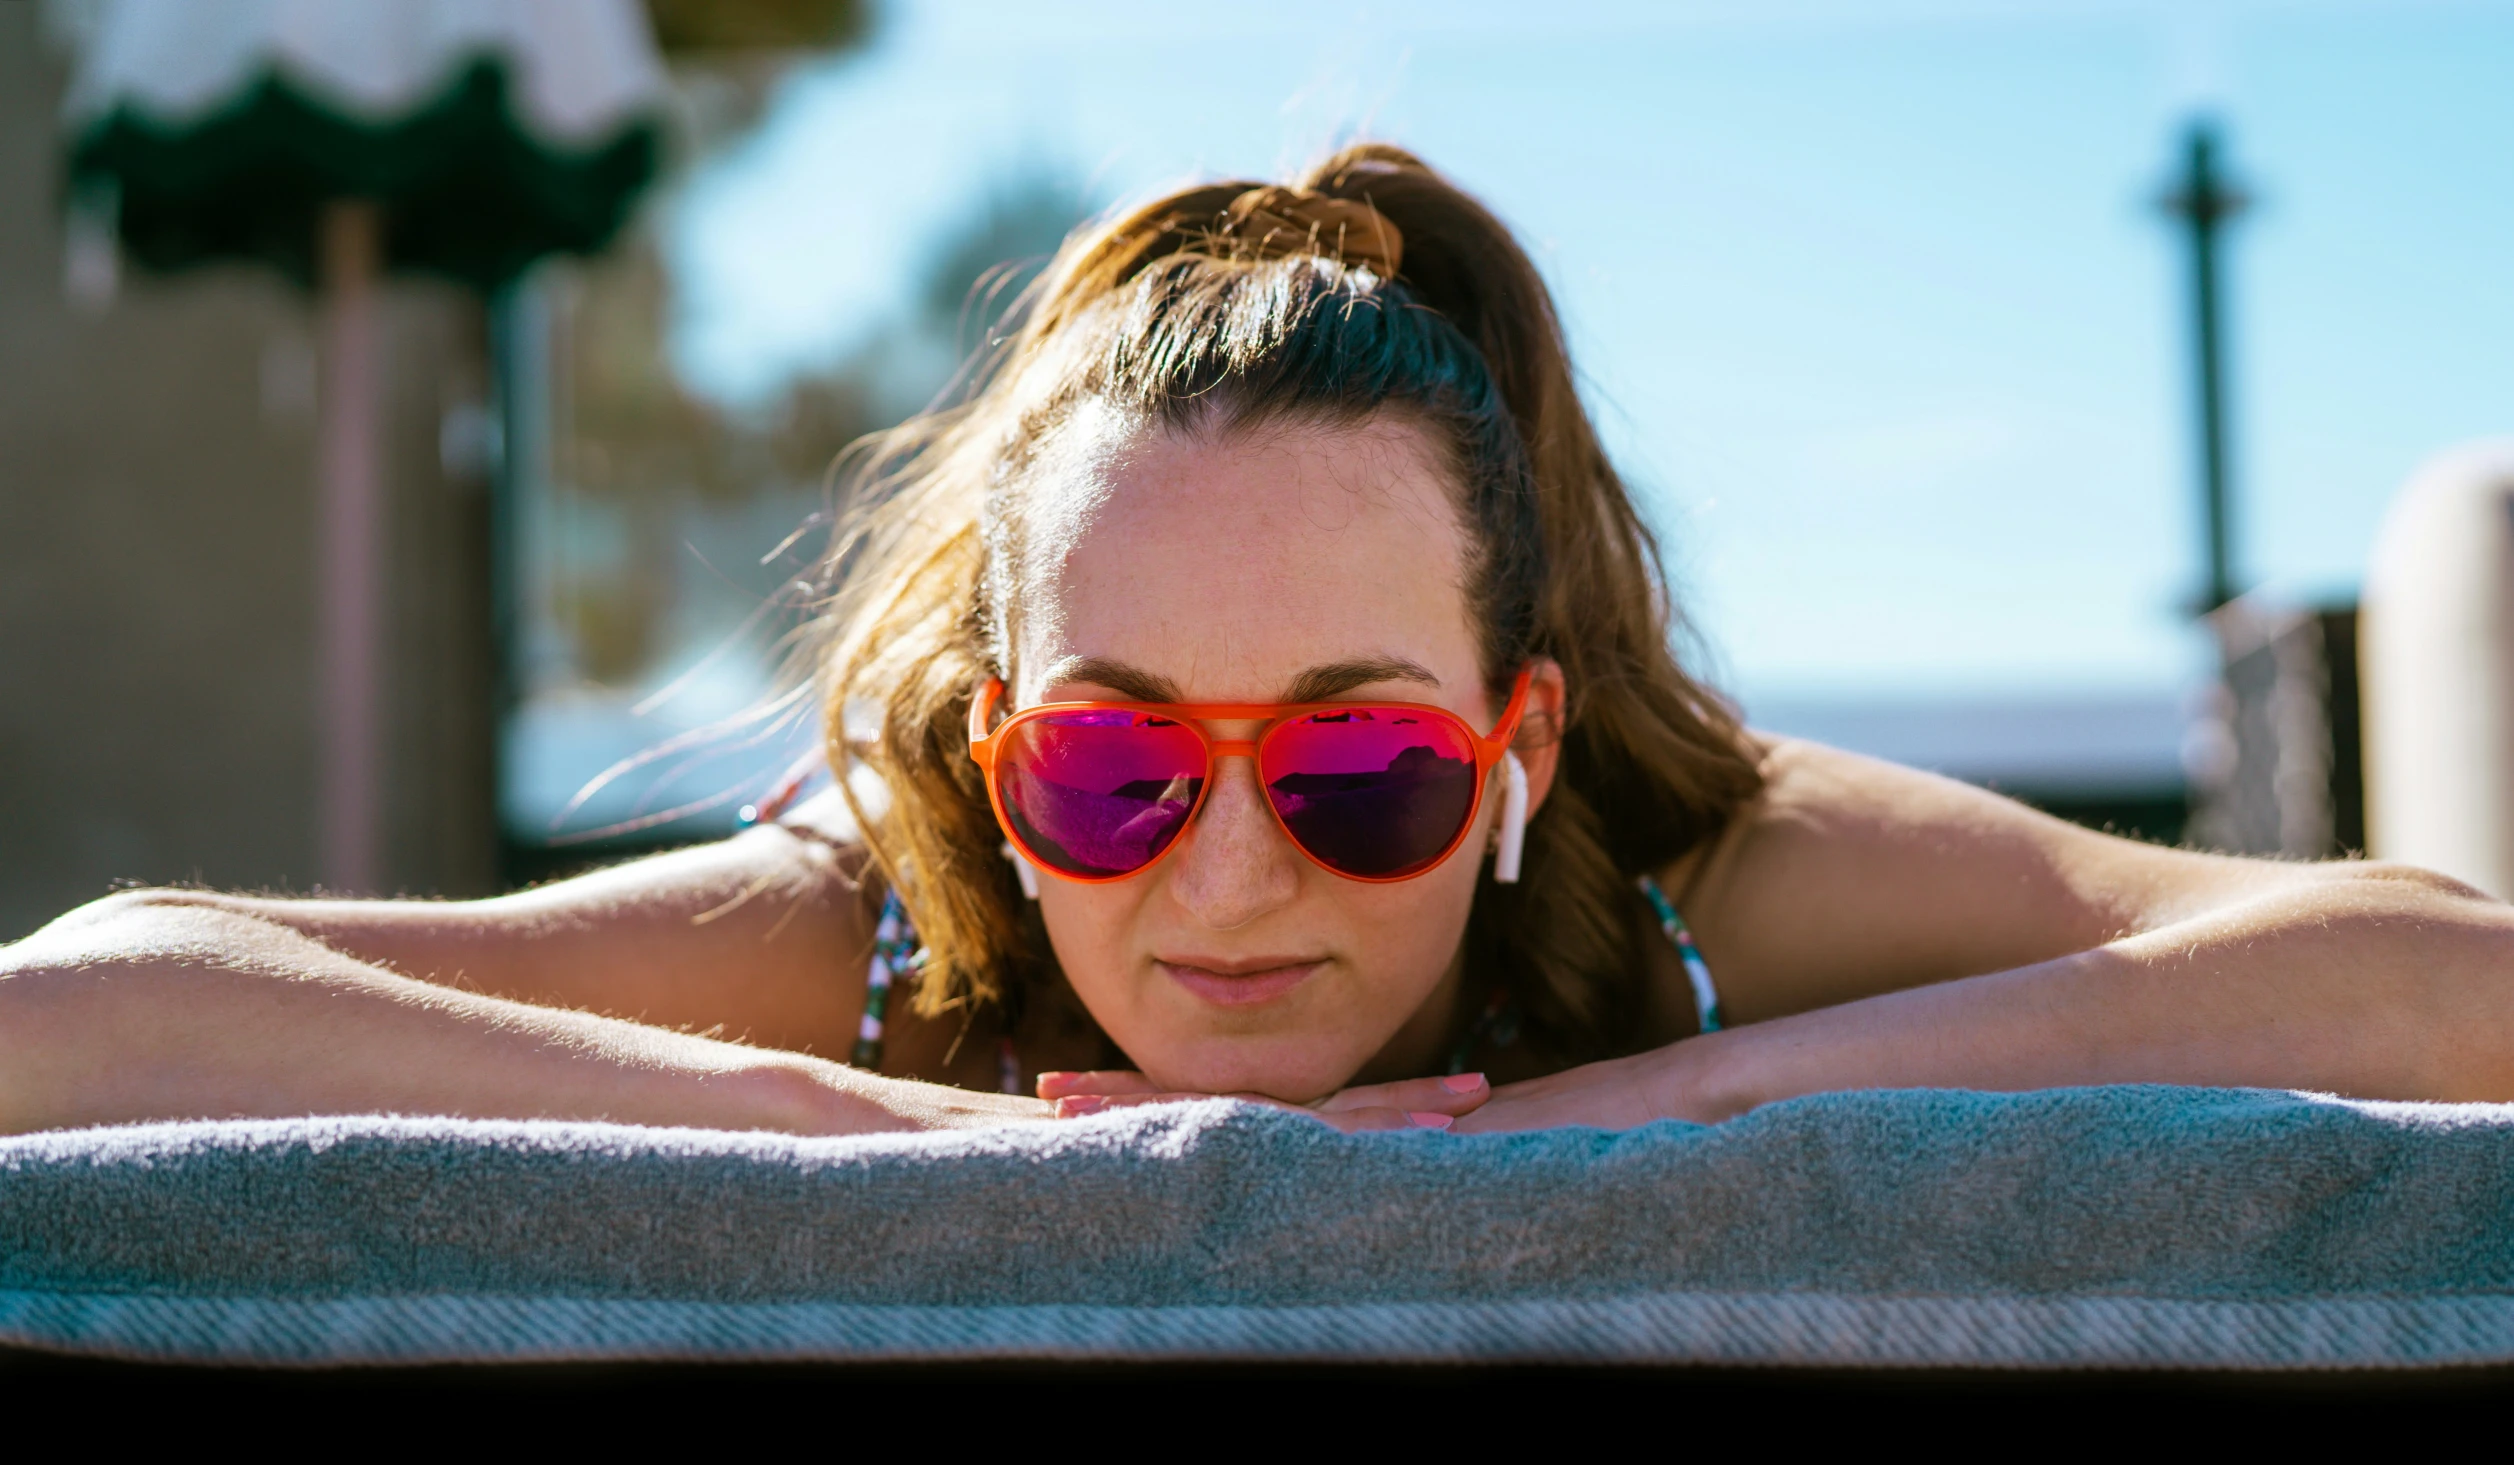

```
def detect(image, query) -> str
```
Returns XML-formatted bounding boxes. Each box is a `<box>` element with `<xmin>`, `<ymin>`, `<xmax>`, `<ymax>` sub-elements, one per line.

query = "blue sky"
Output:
<box><xmin>663</xmin><ymin>0</ymin><xmax>2514</xmax><ymax>705</ymax></box>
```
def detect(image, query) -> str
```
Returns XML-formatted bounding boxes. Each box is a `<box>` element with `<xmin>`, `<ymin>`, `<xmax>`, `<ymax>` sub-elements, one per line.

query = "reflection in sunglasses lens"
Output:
<box><xmin>1000</xmin><ymin>712</ymin><xmax>1205</xmax><ymax>877</ymax></box>
<box><xmin>1264</xmin><ymin>710</ymin><xmax>1477</xmax><ymax>878</ymax></box>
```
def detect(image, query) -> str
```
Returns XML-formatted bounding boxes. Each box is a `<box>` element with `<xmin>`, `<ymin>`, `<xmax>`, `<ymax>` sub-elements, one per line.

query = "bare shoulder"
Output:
<box><xmin>775</xmin><ymin>786</ymin><xmax>862</xmax><ymax>849</ymax></box>
<box><xmin>1652</xmin><ymin>736</ymin><xmax>2273</xmax><ymax>1023</ymax></box>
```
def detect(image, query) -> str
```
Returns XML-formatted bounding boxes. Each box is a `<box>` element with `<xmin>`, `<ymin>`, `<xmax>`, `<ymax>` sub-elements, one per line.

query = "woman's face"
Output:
<box><xmin>1011</xmin><ymin>409</ymin><xmax>1556</xmax><ymax>1101</ymax></box>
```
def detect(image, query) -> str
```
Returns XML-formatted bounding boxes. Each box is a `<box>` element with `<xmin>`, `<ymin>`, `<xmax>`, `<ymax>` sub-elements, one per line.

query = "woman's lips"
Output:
<box><xmin>1157</xmin><ymin>958</ymin><xmax>1324</xmax><ymax>1008</ymax></box>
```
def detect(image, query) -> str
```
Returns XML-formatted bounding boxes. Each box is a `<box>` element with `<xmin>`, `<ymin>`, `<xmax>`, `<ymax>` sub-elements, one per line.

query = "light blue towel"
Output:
<box><xmin>6</xmin><ymin>1084</ymin><xmax>2514</xmax><ymax>1370</ymax></box>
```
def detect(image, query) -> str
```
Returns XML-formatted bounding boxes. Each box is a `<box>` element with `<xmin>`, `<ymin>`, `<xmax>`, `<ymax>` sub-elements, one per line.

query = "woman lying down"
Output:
<box><xmin>11</xmin><ymin>146</ymin><xmax>2514</xmax><ymax>1138</ymax></box>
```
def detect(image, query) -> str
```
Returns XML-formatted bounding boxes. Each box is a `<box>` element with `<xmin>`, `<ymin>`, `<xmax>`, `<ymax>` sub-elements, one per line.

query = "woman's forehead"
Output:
<box><xmin>1014</xmin><ymin>416</ymin><xmax>1481</xmax><ymax>705</ymax></box>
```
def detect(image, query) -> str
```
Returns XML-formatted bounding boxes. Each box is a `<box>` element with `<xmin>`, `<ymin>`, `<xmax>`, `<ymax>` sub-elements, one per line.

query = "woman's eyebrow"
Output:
<box><xmin>1285</xmin><ymin>656</ymin><xmax>1441</xmax><ymax>703</ymax></box>
<box><xmin>1037</xmin><ymin>655</ymin><xmax>1186</xmax><ymax>703</ymax></box>
<box><xmin>1035</xmin><ymin>654</ymin><xmax>1439</xmax><ymax>704</ymax></box>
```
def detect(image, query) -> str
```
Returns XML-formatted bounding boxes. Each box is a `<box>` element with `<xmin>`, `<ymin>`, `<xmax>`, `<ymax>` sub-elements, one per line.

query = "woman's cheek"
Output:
<box><xmin>1309</xmin><ymin>857</ymin><xmax>1482</xmax><ymax>1018</ymax></box>
<box><xmin>1382</xmin><ymin>856</ymin><xmax>1485</xmax><ymax>987</ymax></box>
<box><xmin>1032</xmin><ymin>880</ymin><xmax>1161</xmax><ymax>1027</ymax></box>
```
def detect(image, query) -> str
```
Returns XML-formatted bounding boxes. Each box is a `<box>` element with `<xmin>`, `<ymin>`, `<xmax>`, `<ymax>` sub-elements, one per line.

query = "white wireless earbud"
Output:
<box><xmin>1493</xmin><ymin>751</ymin><xmax>1529</xmax><ymax>884</ymax></box>
<box><xmin>1001</xmin><ymin>841</ymin><xmax>1041</xmax><ymax>900</ymax></box>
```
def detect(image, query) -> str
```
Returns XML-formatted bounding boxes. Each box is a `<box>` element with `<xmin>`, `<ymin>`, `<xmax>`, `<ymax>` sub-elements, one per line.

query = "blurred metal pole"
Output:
<box><xmin>317</xmin><ymin>199</ymin><xmax>383</xmax><ymax>894</ymax></box>
<box><xmin>2159</xmin><ymin>119</ymin><xmax>2250</xmax><ymax>615</ymax></box>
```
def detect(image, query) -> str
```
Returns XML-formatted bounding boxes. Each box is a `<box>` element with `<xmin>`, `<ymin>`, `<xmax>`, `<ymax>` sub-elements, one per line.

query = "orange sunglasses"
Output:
<box><xmin>968</xmin><ymin>667</ymin><xmax>1533</xmax><ymax>884</ymax></box>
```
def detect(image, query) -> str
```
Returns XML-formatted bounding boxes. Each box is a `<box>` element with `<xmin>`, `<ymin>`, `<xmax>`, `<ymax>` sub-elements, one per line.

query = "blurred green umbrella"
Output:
<box><xmin>61</xmin><ymin>0</ymin><xmax>667</xmax><ymax>893</ymax></box>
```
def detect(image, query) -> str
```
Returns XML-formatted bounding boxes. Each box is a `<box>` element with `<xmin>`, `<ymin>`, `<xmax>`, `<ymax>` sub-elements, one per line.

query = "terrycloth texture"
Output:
<box><xmin>6</xmin><ymin>1085</ymin><xmax>2514</xmax><ymax>1369</ymax></box>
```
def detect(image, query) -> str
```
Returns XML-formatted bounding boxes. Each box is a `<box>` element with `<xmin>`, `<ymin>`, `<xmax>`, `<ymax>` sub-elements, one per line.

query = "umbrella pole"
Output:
<box><xmin>316</xmin><ymin>200</ymin><xmax>383</xmax><ymax>894</ymax></box>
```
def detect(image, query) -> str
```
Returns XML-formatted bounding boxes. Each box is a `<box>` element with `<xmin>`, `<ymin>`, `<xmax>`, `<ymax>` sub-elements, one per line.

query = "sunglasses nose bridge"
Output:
<box><xmin>1195</xmin><ymin>712</ymin><xmax>1268</xmax><ymax>766</ymax></box>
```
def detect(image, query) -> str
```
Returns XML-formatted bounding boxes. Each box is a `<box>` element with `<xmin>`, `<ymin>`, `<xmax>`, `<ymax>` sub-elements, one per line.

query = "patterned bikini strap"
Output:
<box><xmin>848</xmin><ymin>886</ymin><xmax>1024</xmax><ymax>1095</ymax></box>
<box><xmin>849</xmin><ymin>885</ymin><xmax>921</xmax><ymax>1070</ymax></box>
<box><xmin>1637</xmin><ymin>873</ymin><xmax>1723</xmax><ymax>1034</ymax></box>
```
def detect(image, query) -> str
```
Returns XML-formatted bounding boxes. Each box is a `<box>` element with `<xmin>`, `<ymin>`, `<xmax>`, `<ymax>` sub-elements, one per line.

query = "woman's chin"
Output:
<box><xmin>1138</xmin><ymin>1037</ymin><xmax>1366</xmax><ymax>1107</ymax></box>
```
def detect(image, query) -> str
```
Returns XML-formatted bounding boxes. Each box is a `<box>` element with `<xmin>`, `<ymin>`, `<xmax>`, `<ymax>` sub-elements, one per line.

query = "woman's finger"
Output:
<box><xmin>1051</xmin><ymin>1091</ymin><xmax>1234</xmax><ymax>1117</ymax></box>
<box><xmin>1044</xmin><ymin>1072</ymin><xmax>1489</xmax><ymax>1115</ymax></box>
<box><xmin>1315</xmin><ymin>1071</ymin><xmax>1490</xmax><ymax>1118</ymax></box>
<box><xmin>1054</xmin><ymin>1092</ymin><xmax>1456</xmax><ymax>1133</ymax></box>
<box><xmin>1319</xmin><ymin>1106</ymin><xmax>1456</xmax><ymax>1133</ymax></box>
<box><xmin>1035</xmin><ymin>1069</ymin><xmax>1161</xmax><ymax>1100</ymax></box>
<box><xmin>1052</xmin><ymin>1091</ymin><xmax>1308</xmax><ymax>1120</ymax></box>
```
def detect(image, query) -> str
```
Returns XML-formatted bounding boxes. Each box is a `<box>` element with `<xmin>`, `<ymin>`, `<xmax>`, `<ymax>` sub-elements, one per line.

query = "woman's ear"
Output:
<box><xmin>1512</xmin><ymin>658</ymin><xmax>1568</xmax><ymax>817</ymax></box>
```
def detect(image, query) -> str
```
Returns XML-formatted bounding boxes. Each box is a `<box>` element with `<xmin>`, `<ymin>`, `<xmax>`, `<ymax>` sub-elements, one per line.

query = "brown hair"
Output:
<box><xmin>819</xmin><ymin>144</ymin><xmax>1761</xmax><ymax>1063</ymax></box>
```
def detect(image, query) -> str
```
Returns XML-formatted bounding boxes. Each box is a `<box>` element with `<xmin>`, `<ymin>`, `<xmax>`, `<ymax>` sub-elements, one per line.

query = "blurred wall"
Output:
<box><xmin>0</xmin><ymin>8</ymin><xmax>497</xmax><ymax>939</ymax></box>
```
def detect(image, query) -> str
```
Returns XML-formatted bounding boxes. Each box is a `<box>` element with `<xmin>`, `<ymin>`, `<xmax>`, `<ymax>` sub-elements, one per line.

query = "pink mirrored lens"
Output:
<box><xmin>997</xmin><ymin>711</ymin><xmax>1205</xmax><ymax>878</ymax></box>
<box><xmin>1261</xmin><ymin>709</ymin><xmax>1478</xmax><ymax>878</ymax></box>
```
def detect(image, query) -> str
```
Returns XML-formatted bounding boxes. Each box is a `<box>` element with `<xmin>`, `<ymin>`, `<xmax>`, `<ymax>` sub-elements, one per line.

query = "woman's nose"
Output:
<box><xmin>1165</xmin><ymin>755</ymin><xmax>1301</xmax><ymax>930</ymax></box>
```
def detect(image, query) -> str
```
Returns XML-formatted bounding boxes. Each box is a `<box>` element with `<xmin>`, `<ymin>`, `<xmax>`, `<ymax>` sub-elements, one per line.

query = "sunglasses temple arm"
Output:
<box><xmin>968</xmin><ymin>678</ymin><xmax>1004</xmax><ymax>756</ymax></box>
<box><xmin>1490</xmin><ymin>666</ymin><xmax>1536</xmax><ymax>753</ymax></box>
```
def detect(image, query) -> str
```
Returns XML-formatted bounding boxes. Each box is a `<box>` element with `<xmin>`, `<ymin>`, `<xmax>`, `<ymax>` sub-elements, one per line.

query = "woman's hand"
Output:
<box><xmin>1037</xmin><ymin>1068</ymin><xmax>1493</xmax><ymax>1132</ymax></box>
<box><xmin>1037</xmin><ymin>1043</ymin><xmax>1734</xmax><ymax>1134</ymax></box>
<box><xmin>1447</xmin><ymin>1047</ymin><xmax>1722</xmax><ymax>1133</ymax></box>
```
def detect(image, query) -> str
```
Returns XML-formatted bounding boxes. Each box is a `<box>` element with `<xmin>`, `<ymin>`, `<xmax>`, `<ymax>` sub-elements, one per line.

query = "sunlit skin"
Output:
<box><xmin>1007</xmin><ymin>411</ymin><xmax>1562</xmax><ymax>1103</ymax></box>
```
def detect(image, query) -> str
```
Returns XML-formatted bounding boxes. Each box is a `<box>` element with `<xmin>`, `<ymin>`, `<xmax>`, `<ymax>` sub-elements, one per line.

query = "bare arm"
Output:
<box><xmin>1663</xmin><ymin>861</ymin><xmax>2514</xmax><ymax>1119</ymax></box>
<box><xmin>0</xmin><ymin>795</ymin><xmax>1047</xmax><ymax>1135</ymax></box>
<box><xmin>1461</xmin><ymin>740</ymin><xmax>2514</xmax><ymax>1130</ymax></box>
<box><xmin>129</xmin><ymin>795</ymin><xmax>878</xmax><ymax>1052</ymax></box>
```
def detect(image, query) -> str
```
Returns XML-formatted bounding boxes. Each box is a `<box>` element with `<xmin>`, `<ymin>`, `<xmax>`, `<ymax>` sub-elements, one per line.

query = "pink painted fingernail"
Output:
<box><xmin>1407</xmin><ymin>1111</ymin><xmax>1454</xmax><ymax>1131</ymax></box>
<box><xmin>1441</xmin><ymin>1073</ymin><xmax>1486</xmax><ymax>1093</ymax></box>
<box><xmin>1056</xmin><ymin>1096</ymin><xmax>1106</xmax><ymax>1117</ymax></box>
